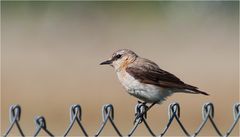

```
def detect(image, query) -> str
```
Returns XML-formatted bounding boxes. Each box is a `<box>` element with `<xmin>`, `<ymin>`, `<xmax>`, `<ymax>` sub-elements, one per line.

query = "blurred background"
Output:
<box><xmin>1</xmin><ymin>1</ymin><xmax>239</xmax><ymax>136</ymax></box>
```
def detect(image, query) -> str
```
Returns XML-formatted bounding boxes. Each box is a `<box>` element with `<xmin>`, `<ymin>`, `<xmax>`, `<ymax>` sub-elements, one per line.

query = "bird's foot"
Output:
<box><xmin>133</xmin><ymin>114</ymin><xmax>141</xmax><ymax>124</ymax></box>
<box><xmin>134</xmin><ymin>101</ymin><xmax>157</xmax><ymax>124</ymax></box>
<box><xmin>133</xmin><ymin>111</ymin><xmax>146</xmax><ymax>124</ymax></box>
<box><xmin>134</xmin><ymin>104</ymin><xmax>148</xmax><ymax>124</ymax></box>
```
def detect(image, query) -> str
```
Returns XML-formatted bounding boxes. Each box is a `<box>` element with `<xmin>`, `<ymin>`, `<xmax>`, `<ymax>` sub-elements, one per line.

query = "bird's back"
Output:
<box><xmin>126</xmin><ymin>57</ymin><xmax>209</xmax><ymax>96</ymax></box>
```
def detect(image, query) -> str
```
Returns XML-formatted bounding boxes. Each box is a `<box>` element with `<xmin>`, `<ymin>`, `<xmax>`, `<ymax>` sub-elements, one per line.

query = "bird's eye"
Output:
<box><xmin>115</xmin><ymin>54</ymin><xmax>122</xmax><ymax>59</ymax></box>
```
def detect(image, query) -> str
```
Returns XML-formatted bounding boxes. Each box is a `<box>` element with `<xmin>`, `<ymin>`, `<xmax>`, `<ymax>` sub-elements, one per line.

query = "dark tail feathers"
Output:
<box><xmin>192</xmin><ymin>89</ymin><xmax>209</xmax><ymax>96</ymax></box>
<box><xmin>184</xmin><ymin>83</ymin><xmax>209</xmax><ymax>96</ymax></box>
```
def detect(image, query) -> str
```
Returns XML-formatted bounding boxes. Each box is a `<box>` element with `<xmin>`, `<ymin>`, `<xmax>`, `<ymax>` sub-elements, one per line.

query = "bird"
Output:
<box><xmin>100</xmin><ymin>49</ymin><xmax>209</xmax><ymax>120</ymax></box>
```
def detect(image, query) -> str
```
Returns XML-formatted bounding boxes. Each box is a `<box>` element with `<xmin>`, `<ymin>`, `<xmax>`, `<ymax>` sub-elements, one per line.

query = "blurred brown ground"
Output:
<box><xmin>1</xmin><ymin>1</ymin><xmax>239</xmax><ymax>136</ymax></box>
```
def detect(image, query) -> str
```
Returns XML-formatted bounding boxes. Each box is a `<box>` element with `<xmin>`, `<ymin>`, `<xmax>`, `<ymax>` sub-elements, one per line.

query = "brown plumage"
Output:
<box><xmin>126</xmin><ymin>58</ymin><xmax>209</xmax><ymax>96</ymax></box>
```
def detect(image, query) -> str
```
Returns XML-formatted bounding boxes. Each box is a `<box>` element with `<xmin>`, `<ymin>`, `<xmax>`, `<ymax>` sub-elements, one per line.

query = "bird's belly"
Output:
<box><xmin>117</xmin><ymin>71</ymin><xmax>172</xmax><ymax>103</ymax></box>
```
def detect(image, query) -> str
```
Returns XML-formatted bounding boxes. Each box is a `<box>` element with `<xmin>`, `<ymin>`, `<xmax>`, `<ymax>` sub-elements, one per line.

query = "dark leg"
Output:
<box><xmin>137</xmin><ymin>100</ymin><xmax>146</xmax><ymax>105</ymax></box>
<box><xmin>134</xmin><ymin>101</ymin><xmax>157</xmax><ymax>122</ymax></box>
<box><xmin>137</xmin><ymin>100</ymin><xmax>142</xmax><ymax>104</ymax></box>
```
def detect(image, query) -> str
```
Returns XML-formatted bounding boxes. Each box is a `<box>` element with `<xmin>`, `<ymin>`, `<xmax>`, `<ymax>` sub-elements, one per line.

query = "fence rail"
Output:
<box><xmin>2</xmin><ymin>102</ymin><xmax>240</xmax><ymax>137</ymax></box>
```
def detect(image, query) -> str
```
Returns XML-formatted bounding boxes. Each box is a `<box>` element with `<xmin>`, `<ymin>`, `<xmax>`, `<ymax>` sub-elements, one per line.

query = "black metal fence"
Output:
<box><xmin>2</xmin><ymin>102</ymin><xmax>240</xmax><ymax>137</ymax></box>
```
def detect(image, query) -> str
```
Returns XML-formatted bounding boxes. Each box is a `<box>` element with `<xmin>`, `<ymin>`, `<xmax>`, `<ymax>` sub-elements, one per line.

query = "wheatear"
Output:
<box><xmin>100</xmin><ymin>49</ymin><xmax>209</xmax><ymax>119</ymax></box>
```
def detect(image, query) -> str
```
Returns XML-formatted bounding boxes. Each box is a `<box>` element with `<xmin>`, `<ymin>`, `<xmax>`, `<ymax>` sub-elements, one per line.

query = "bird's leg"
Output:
<box><xmin>134</xmin><ymin>102</ymin><xmax>157</xmax><ymax>123</ymax></box>
<box><xmin>137</xmin><ymin>100</ymin><xmax>146</xmax><ymax>105</ymax></box>
<box><xmin>135</xmin><ymin>101</ymin><xmax>147</xmax><ymax>117</ymax></box>
<box><xmin>137</xmin><ymin>100</ymin><xmax>143</xmax><ymax>104</ymax></box>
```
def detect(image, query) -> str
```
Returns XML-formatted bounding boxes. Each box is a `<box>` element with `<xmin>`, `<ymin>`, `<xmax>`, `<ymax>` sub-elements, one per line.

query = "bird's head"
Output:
<box><xmin>100</xmin><ymin>49</ymin><xmax>138</xmax><ymax>71</ymax></box>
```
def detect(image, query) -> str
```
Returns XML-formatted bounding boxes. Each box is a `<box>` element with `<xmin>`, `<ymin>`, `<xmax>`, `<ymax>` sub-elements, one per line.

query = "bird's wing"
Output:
<box><xmin>126</xmin><ymin>58</ymin><xmax>197</xmax><ymax>90</ymax></box>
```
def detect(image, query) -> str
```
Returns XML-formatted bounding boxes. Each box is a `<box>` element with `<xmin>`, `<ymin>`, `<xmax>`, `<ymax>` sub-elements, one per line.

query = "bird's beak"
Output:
<box><xmin>100</xmin><ymin>59</ymin><xmax>112</xmax><ymax>65</ymax></box>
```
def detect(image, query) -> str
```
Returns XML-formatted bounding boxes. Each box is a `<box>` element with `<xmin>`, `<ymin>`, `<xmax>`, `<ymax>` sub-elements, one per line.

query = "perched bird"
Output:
<box><xmin>100</xmin><ymin>49</ymin><xmax>209</xmax><ymax>119</ymax></box>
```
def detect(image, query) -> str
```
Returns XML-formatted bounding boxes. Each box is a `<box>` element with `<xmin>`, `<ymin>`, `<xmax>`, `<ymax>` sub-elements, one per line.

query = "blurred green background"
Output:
<box><xmin>1</xmin><ymin>1</ymin><xmax>239</xmax><ymax>136</ymax></box>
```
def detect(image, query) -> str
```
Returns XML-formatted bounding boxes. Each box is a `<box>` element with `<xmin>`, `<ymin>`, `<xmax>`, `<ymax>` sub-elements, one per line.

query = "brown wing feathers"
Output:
<box><xmin>126</xmin><ymin>59</ymin><xmax>209</xmax><ymax>96</ymax></box>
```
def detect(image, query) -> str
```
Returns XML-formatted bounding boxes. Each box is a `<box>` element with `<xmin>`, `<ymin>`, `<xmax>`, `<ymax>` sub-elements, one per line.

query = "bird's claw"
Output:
<box><xmin>133</xmin><ymin>111</ymin><xmax>146</xmax><ymax>124</ymax></box>
<box><xmin>133</xmin><ymin>113</ymin><xmax>142</xmax><ymax>124</ymax></box>
<box><xmin>133</xmin><ymin>101</ymin><xmax>148</xmax><ymax>124</ymax></box>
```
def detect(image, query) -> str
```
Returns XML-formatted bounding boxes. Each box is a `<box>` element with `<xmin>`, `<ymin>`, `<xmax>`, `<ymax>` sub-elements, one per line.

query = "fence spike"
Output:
<box><xmin>224</xmin><ymin>103</ymin><xmax>240</xmax><ymax>137</ymax></box>
<box><xmin>63</xmin><ymin>104</ymin><xmax>88</xmax><ymax>137</ymax></box>
<box><xmin>95</xmin><ymin>104</ymin><xmax>122</xmax><ymax>137</ymax></box>
<box><xmin>128</xmin><ymin>102</ymin><xmax>155</xmax><ymax>136</ymax></box>
<box><xmin>33</xmin><ymin>116</ymin><xmax>54</xmax><ymax>137</ymax></box>
<box><xmin>3</xmin><ymin>105</ymin><xmax>25</xmax><ymax>137</ymax></box>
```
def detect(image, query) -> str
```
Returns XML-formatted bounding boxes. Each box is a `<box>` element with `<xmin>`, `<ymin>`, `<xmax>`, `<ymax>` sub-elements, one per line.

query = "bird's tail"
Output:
<box><xmin>183</xmin><ymin>83</ymin><xmax>209</xmax><ymax>96</ymax></box>
<box><xmin>177</xmin><ymin>88</ymin><xmax>209</xmax><ymax>96</ymax></box>
<box><xmin>185</xmin><ymin>89</ymin><xmax>209</xmax><ymax>96</ymax></box>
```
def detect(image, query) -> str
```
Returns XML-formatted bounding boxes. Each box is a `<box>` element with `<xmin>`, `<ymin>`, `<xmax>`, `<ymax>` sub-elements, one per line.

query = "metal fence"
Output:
<box><xmin>2</xmin><ymin>102</ymin><xmax>240</xmax><ymax>137</ymax></box>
